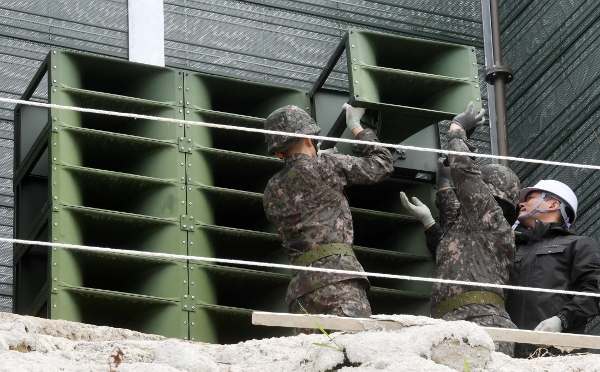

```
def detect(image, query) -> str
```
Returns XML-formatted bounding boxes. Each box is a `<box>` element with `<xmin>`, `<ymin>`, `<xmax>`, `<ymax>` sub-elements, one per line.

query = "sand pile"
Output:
<box><xmin>1</xmin><ymin>312</ymin><xmax>599</xmax><ymax>371</ymax></box>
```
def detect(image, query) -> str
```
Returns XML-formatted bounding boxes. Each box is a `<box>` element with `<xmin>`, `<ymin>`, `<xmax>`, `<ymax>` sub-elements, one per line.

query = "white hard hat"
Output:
<box><xmin>519</xmin><ymin>180</ymin><xmax>578</xmax><ymax>223</ymax></box>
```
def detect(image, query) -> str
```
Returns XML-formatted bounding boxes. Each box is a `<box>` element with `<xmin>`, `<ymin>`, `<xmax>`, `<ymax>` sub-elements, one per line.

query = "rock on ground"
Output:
<box><xmin>1</xmin><ymin>312</ymin><xmax>600</xmax><ymax>371</ymax></box>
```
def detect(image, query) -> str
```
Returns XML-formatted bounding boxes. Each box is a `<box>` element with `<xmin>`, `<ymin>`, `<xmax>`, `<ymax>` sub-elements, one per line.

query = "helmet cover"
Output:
<box><xmin>264</xmin><ymin>105</ymin><xmax>321</xmax><ymax>154</ymax></box>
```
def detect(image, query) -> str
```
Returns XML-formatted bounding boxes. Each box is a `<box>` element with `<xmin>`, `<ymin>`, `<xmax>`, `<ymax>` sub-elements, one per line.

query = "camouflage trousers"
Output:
<box><xmin>288</xmin><ymin>279</ymin><xmax>372</xmax><ymax>336</ymax></box>
<box><xmin>442</xmin><ymin>303</ymin><xmax>517</xmax><ymax>357</ymax></box>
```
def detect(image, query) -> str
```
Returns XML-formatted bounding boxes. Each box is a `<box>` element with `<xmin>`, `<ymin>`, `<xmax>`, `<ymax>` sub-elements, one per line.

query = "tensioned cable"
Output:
<box><xmin>6</xmin><ymin>237</ymin><xmax>600</xmax><ymax>299</ymax></box>
<box><xmin>3</xmin><ymin>97</ymin><xmax>600</xmax><ymax>171</ymax></box>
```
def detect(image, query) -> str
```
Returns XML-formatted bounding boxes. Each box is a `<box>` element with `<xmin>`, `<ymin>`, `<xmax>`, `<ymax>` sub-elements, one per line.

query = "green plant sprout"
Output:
<box><xmin>299</xmin><ymin>304</ymin><xmax>344</xmax><ymax>353</ymax></box>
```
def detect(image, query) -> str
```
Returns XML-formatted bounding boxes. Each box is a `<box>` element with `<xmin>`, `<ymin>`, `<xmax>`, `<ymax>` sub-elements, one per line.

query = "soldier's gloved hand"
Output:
<box><xmin>534</xmin><ymin>316</ymin><xmax>563</xmax><ymax>333</ymax></box>
<box><xmin>317</xmin><ymin>143</ymin><xmax>338</xmax><ymax>157</ymax></box>
<box><xmin>400</xmin><ymin>192</ymin><xmax>435</xmax><ymax>227</ymax></box>
<box><xmin>452</xmin><ymin>101</ymin><xmax>486</xmax><ymax>135</ymax></box>
<box><xmin>342</xmin><ymin>103</ymin><xmax>365</xmax><ymax>131</ymax></box>
<box><xmin>436</xmin><ymin>158</ymin><xmax>452</xmax><ymax>189</ymax></box>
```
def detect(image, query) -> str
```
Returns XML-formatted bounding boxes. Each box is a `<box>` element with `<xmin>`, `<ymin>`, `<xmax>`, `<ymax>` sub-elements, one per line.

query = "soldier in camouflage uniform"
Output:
<box><xmin>262</xmin><ymin>104</ymin><xmax>393</xmax><ymax>335</ymax></box>
<box><xmin>400</xmin><ymin>102</ymin><xmax>521</xmax><ymax>357</ymax></box>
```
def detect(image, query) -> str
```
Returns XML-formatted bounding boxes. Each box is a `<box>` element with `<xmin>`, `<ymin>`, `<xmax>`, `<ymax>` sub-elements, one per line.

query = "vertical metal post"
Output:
<box><xmin>480</xmin><ymin>0</ymin><xmax>498</xmax><ymax>163</ymax></box>
<box><xmin>485</xmin><ymin>0</ymin><xmax>514</xmax><ymax>167</ymax></box>
<box><xmin>128</xmin><ymin>0</ymin><xmax>165</xmax><ymax>66</ymax></box>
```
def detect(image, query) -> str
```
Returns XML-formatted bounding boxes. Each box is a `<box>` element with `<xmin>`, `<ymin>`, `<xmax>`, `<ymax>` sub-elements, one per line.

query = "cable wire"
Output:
<box><xmin>6</xmin><ymin>237</ymin><xmax>600</xmax><ymax>299</ymax></box>
<box><xmin>4</xmin><ymin>97</ymin><xmax>600</xmax><ymax>171</ymax></box>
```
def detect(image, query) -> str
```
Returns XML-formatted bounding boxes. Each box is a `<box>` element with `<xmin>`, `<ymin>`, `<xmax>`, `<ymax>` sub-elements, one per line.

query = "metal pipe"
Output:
<box><xmin>488</xmin><ymin>0</ymin><xmax>510</xmax><ymax>167</ymax></box>
<box><xmin>480</xmin><ymin>0</ymin><xmax>498</xmax><ymax>163</ymax></box>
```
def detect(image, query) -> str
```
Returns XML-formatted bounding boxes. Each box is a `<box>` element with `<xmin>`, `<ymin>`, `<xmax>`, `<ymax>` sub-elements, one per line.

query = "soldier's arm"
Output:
<box><xmin>321</xmin><ymin>128</ymin><xmax>394</xmax><ymax>186</ymax></box>
<box><xmin>424</xmin><ymin>223</ymin><xmax>443</xmax><ymax>259</ymax></box>
<box><xmin>446</xmin><ymin>124</ymin><xmax>502</xmax><ymax>230</ymax></box>
<box><xmin>559</xmin><ymin>237</ymin><xmax>600</xmax><ymax>330</ymax></box>
<box><xmin>436</xmin><ymin>188</ymin><xmax>460</xmax><ymax>231</ymax></box>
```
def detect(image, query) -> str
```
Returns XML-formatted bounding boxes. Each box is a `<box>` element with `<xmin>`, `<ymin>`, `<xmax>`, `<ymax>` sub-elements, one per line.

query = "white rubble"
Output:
<box><xmin>1</xmin><ymin>312</ymin><xmax>600</xmax><ymax>371</ymax></box>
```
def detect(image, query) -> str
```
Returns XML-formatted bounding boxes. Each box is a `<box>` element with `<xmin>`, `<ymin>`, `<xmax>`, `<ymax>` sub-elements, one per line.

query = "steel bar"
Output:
<box><xmin>309</xmin><ymin>31</ymin><xmax>348</xmax><ymax>99</ymax></box>
<box><xmin>481</xmin><ymin>0</ymin><xmax>498</xmax><ymax>162</ymax></box>
<box><xmin>489</xmin><ymin>0</ymin><xmax>510</xmax><ymax>167</ymax></box>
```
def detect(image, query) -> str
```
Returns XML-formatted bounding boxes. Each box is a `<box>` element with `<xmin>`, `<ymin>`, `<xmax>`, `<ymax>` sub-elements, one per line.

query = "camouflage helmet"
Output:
<box><xmin>264</xmin><ymin>105</ymin><xmax>321</xmax><ymax>155</ymax></box>
<box><xmin>480</xmin><ymin>164</ymin><xmax>521</xmax><ymax>211</ymax></box>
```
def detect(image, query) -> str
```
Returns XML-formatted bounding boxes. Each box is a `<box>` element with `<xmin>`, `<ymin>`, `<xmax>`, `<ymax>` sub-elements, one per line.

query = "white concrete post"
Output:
<box><xmin>128</xmin><ymin>0</ymin><xmax>165</xmax><ymax>66</ymax></box>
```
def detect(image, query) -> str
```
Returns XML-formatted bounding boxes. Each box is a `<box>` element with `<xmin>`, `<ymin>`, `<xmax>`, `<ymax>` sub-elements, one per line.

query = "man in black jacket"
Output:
<box><xmin>506</xmin><ymin>180</ymin><xmax>600</xmax><ymax>358</ymax></box>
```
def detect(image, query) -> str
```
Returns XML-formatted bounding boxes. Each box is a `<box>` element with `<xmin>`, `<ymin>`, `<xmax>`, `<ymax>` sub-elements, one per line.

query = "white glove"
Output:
<box><xmin>342</xmin><ymin>103</ymin><xmax>365</xmax><ymax>131</ymax></box>
<box><xmin>534</xmin><ymin>316</ymin><xmax>563</xmax><ymax>333</ymax></box>
<box><xmin>400</xmin><ymin>192</ymin><xmax>435</xmax><ymax>227</ymax></box>
<box><xmin>317</xmin><ymin>144</ymin><xmax>338</xmax><ymax>157</ymax></box>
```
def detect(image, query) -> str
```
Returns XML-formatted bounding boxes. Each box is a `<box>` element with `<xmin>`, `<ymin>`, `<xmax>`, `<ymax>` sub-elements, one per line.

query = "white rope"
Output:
<box><xmin>6</xmin><ymin>237</ymin><xmax>600</xmax><ymax>299</ymax></box>
<box><xmin>4</xmin><ymin>97</ymin><xmax>600</xmax><ymax>171</ymax></box>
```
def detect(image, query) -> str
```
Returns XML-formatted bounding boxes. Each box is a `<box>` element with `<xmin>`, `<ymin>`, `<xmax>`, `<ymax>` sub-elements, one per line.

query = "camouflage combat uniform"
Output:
<box><xmin>427</xmin><ymin>127</ymin><xmax>518</xmax><ymax>357</ymax></box>
<box><xmin>263</xmin><ymin>119</ymin><xmax>393</xmax><ymax>334</ymax></box>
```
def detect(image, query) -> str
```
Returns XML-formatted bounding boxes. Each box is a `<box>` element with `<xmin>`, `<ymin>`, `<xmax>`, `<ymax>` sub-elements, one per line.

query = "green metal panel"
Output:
<box><xmin>187</xmin><ymin>148</ymin><xmax>282</xmax><ymax>193</ymax></box>
<box><xmin>189</xmin><ymin>304</ymin><xmax>290</xmax><ymax>344</ymax></box>
<box><xmin>51</xmin><ymin>206</ymin><xmax>186</xmax><ymax>254</ymax></box>
<box><xmin>346</xmin><ymin>28</ymin><xmax>481</xmax><ymax>144</ymax></box>
<box><xmin>188</xmin><ymin>263</ymin><xmax>289</xmax><ymax>312</ymax></box>
<box><xmin>184</xmin><ymin>109</ymin><xmax>266</xmax><ymax>156</ymax></box>
<box><xmin>53</xmin><ymin>166</ymin><xmax>186</xmax><ymax>219</ymax></box>
<box><xmin>50</xmin><ymin>88</ymin><xmax>184</xmax><ymax>142</ymax></box>
<box><xmin>50</xmin><ymin>126</ymin><xmax>185</xmax><ymax>182</ymax></box>
<box><xmin>14</xmin><ymin>49</ymin><xmax>192</xmax><ymax>338</ymax></box>
<box><xmin>50</xmin><ymin>287</ymin><xmax>188</xmax><ymax>339</ymax></box>
<box><xmin>49</xmin><ymin>50</ymin><xmax>184</xmax><ymax>105</ymax></box>
<box><xmin>52</xmin><ymin>249</ymin><xmax>188</xmax><ymax>301</ymax></box>
<box><xmin>183</xmin><ymin>71</ymin><xmax>310</xmax><ymax>118</ymax></box>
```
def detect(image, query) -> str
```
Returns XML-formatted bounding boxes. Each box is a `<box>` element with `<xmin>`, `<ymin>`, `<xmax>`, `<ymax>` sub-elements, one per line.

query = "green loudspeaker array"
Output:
<box><xmin>346</xmin><ymin>28</ymin><xmax>481</xmax><ymax>145</ymax></box>
<box><xmin>181</xmin><ymin>72</ymin><xmax>306</xmax><ymax>342</ymax></box>
<box><xmin>181</xmin><ymin>68</ymin><xmax>436</xmax><ymax>342</ymax></box>
<box><xmin>14</xmin><ymin>50</ymin><xmax>190</xmax><ymax>339</ymax></box>
<box><xmin>15</xmin><ymin>45</ymin><xmax>446</xmax><ymax>344</ymax></box>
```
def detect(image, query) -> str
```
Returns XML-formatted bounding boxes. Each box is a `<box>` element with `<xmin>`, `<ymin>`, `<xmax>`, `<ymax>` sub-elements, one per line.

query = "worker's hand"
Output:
<box><xmin>534</xmin><ymin>316</ymin><xmax>563</xmax><ymax>333</ymax></box>
<box><xmin>342</xmin><ymin>103</ymin><xmax>365</xmax><ymax>131</ymax></box>
<box><xmin>436</xmin><ymin>158</ymin><xmax>452</xmax><ymax>189</ymax></box>
<box><xmin>452</xmin><ymin>101</ymin><xmax>485</xmax><ymax>134</ymax></box>
<box><xmin>400</xmin><ymin>192</ymin><xmax>435</xmax><ymax>227</ymax></box>
<box><xmin>317</xmin><ymin>144</ymin><xmax>338</xmax><ymax>157</ymax></box>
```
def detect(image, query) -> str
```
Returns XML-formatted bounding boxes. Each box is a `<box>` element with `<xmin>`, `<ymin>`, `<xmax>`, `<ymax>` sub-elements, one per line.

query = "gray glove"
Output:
<box><xmin>452</xmin><ymin>101</ymin><xmax>486</xmax><ymax>134</ymax></box>
<box><xmin>533</xmin><ymin>316</ymin><xmax>563</xmax><ymax>333</ymax></box>
<box><xmin>400</xmin><ymin>192</ymin><xmax>435</xmax><ymax>226</ymax></box>
<box><xmin>436</xmin><ymin>158</ymin><xmax>452</xmax><ymax>189</ymax></box>
<box><xmin>342</xmin><ymin>103</ymin><xmax>365</xmax><ymax>131</ymax></box>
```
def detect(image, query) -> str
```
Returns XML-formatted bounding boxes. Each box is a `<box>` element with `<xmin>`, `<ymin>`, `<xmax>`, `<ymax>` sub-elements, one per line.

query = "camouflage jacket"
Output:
<box><xmin>429</xmin><ymin>128</ymin><xmax>515</xmax><ymax>313</ymax></box>
<box><xmin>263</xmin><ymin>129</ymin><xmax>393</xmax><ymax>304</ymax></box>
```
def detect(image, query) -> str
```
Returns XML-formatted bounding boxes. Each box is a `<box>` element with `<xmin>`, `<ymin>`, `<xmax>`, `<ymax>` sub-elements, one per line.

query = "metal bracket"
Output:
<box><xmin>178</xmin><ymin>137</ymin><xmax>193</xmax><ymax>153</ymax></box>
<box><xmin>181</xmin><ymin>294</ymin><xmax>196</xmax><ymax>312</ymax></box>
<box><xmin>485</xmin><ymin>66</ymin><xmax>514</xmax><ymax>85</ymax></box>
<box><xmin>180</xmin><ymin>214</ymin><xmax>195</xmax><ymax>231</ymax></box>
<box><xmin>392</xmin><ymin>146</ymin><xmax>407</xmax><ymax>161</ymax></box>
<box><xmin>308</xmin><ymin>31</ymin><xmax>349</xmax><ymax>120</ymax></box>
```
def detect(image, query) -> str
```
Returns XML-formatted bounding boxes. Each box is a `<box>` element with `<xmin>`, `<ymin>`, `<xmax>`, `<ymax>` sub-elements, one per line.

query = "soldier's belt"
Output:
<box><xmin>432</xmin><ymin>291</ymin><xmax>505</xmax><ymax>319</ymax></box>
<box><xmin>291</xmin><ymin>243</ymin><xmax>355</xmax><ymax>276</ymax></box>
